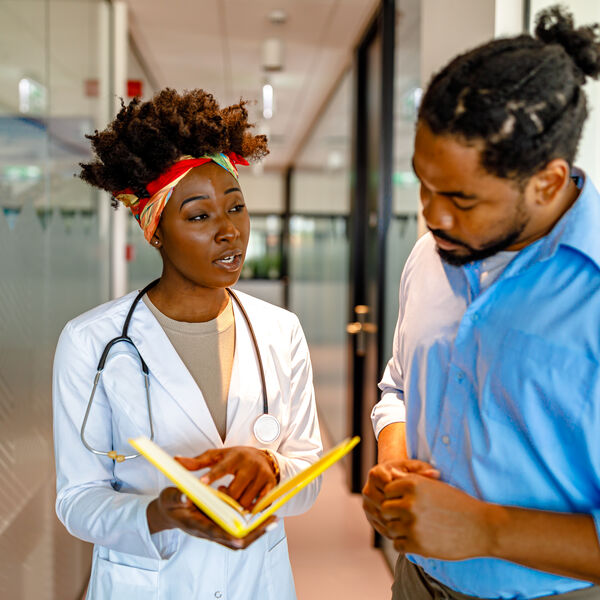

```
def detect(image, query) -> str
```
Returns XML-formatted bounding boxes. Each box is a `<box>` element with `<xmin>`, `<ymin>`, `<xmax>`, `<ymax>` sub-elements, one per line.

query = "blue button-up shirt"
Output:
<box><xmin>372</xmin><ymin>171</ymin><xmax>600</xmax><ymax>599</ymax></box>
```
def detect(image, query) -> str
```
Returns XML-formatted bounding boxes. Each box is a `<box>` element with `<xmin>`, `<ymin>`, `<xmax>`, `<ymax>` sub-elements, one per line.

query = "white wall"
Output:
<box><xmin>237</xmin><ymin>171</ymin><xmax>284</xmax><ymax>213</ymax></box>
<box><xmin>416</xmin><ymin>0</ymin><xmax>524</xmax><ymax>235</ymax></box>
<box><xmin>421</xmin><ymin>0</ymin><xmax>494</xmax><ymax>88</ymax></box>
<box><xmin>529</xmin><ymin>0</ymin><xmax>600</xmax><ymax>184</ymax></box>
<box><xmin>291</xmin><ymin>170</ymin><xmax>350</xmax><ymax>214</ymax></box>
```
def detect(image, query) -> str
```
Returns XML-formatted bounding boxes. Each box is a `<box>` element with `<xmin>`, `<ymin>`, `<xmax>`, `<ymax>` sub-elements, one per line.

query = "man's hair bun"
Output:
<box><xmin>535</xmin><ymin>5</ymin><xmax>600</xmax><ymax>80</ymax></box>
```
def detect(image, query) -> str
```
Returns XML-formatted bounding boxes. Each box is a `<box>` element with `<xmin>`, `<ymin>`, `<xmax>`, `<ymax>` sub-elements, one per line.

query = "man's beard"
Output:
<box><xmin>431</xmin><ymin>202</ymin><xmax>529</xmax><ymax>267</ymax></box>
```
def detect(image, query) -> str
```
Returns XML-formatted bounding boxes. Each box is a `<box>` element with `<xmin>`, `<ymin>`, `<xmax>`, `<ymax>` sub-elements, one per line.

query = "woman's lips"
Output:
<box><xmin>214</xmin><ymin>253</ymin><xmax>243</xmax><ymax>271</ymax></box>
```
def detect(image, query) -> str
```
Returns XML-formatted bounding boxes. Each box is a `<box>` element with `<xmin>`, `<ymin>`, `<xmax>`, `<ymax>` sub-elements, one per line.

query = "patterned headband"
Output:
<box><xmin>114</xmin><ymin>152</ymin><xmax>249</xmax><ymax>242</ymax></box>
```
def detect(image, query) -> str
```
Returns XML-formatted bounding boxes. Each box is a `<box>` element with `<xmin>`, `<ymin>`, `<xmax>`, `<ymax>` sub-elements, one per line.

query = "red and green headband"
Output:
<box><xmin>115</xmin><ymin>152</ymin><xmax>249</xmax><ymax>242</ymax></box>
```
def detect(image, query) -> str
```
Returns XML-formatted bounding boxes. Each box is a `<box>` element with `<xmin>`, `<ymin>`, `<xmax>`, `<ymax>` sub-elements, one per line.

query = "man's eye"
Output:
<box><xmin>452</xmin><ymin>199</ymin><xmax>476</xmax><ymax>211</ymax></box>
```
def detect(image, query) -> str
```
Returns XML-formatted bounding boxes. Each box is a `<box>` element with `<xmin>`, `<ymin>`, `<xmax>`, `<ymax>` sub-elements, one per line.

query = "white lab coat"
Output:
<box><xmin>53</xmin><ymin>289</ymin><xmax>322</xmax><ymax>600</ymax></box>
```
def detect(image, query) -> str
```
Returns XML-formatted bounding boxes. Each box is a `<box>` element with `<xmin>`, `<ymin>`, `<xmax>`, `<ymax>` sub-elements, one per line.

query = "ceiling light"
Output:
<box><xmin>262</xmin><ymin>38</ymin><xmax>284</xmax><ymax>71</ymax></box>
<box><xmin>263</xmin><ymin>84</ymin><xmax>273</xmax><ymax>119</ymax></box>
<box><xmin>268</xmin><ymin>9</ymin><xmax>287</xmax><ymax>25</ymax></box>
<box><xmin>19</xmin><ymin>78</ymin><xmax>47</xmax><ymax>114</ymax></box>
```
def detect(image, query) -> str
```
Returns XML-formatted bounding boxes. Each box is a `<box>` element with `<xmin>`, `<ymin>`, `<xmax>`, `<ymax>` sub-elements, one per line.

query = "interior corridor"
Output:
<box><xmin>286</xmin><ymin>428</ymin><xmax>393</xmax><ymax>600</ymax></box>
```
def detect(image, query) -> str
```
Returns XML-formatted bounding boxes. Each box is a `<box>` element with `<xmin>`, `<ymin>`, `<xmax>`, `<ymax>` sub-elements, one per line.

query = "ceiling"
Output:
<box><xmin>125</xmin><ymin>0</ymin><xmax>380</xmax><ymax>171</ymax></box>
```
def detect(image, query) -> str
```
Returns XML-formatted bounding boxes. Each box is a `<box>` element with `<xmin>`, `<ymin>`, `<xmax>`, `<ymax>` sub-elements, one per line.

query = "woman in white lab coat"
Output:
<box><xmin>53</xmin><ymin>89</ymin><xmax>322</xmax><ymax>600</ymax></box>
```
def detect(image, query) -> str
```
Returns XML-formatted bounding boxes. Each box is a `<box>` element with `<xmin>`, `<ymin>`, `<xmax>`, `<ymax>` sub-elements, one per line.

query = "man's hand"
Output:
<box><xmin>362</xmin><ymin>459</ymin><xmax>439</xmax><ymax>538</ymax></box>
<box><xmin>382</xmin><ymin>474</ymin><xmax>490</xmax><ymax>559</ymax></box>
<box><xmin>147</xmin><ymin>487</ymin><xmax>276</xmax><ymax>550</ymax></box>
<box><xmin>175</xmin><ymin>446</ymin><xmax>278</xmax><ymax>510</ymax></box>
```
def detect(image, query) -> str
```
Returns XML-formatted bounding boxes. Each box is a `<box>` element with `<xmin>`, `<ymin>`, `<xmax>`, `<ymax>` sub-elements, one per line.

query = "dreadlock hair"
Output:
<box><xmin>418</xmin><ymin>5</ymin><xmax>600</xmax><ymax>183</ymax></box>
<box><xmin>79</xmin><ymin>89</ymin><xmax>269</xmax><ymax>199</ymax></box>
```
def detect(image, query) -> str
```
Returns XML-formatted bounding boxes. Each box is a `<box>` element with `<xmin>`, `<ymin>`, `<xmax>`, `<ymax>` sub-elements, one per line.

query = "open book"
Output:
<box><xmin>129</xmin><ymin>436</ymin><xmax>360</xmax><ymax>538</ymax></box>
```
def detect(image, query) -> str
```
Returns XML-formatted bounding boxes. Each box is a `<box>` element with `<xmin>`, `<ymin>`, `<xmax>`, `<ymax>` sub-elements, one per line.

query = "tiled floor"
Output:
<box><xmin>285</xmin><ymin>431</ymin><xmax>393</xmax><ymax>600</ymax></box>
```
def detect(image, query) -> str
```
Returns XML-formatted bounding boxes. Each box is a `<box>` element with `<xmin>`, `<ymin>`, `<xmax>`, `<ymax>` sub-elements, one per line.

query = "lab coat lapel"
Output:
<box><xmin>224</xmin><ymin>297</ymin><xmax>263</xmax><ymax>444</ymax></box>
<box><xmin>128</xmin><ymin>301</ymin><xmax>224</xmax><ymax>448</ymax></box>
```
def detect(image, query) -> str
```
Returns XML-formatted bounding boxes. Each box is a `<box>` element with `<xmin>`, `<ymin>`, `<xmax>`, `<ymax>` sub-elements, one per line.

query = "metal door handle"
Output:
<box><xmin>347</xmin><ymin>305</ymin><xmax>377</xmax><ymax>355</ymax></box>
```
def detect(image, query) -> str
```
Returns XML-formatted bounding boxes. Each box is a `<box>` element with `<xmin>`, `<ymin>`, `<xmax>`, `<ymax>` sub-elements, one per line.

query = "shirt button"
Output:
<box><xmin>456</xmin><ymin>372</ymin><xmax>464</xmax><ymax>383</ymax></box>
<box><xmin>442</xmin><ymin>435</ymin><xmax>450</xmax><ymax>445</ymax></box>
<box><xmin>214</xmin><ymin>593</ymin><xmax>222</xmax><ymax>599</ymax></box>
<box><xmin>471</xmin><ymin>313</ymin><xmax>479</xmax><ymax>322</ymax></box>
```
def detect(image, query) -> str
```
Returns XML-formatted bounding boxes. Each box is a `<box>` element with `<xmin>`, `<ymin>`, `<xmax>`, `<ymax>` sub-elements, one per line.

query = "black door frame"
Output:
<box><xmin>348</xmin><ymin>0</ymin><xmax>395</xmax><ymax>494</ymax></box>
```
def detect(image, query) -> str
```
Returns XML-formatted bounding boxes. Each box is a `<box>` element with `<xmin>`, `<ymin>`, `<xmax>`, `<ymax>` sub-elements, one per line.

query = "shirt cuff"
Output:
<box><xmin>371</xmin><ymin>392</ymin><xmax>406</xmax><ymax>439</ymax></box>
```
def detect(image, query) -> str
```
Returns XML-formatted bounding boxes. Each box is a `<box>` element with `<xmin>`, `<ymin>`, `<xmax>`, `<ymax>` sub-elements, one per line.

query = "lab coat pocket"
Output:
<box><xmin>267</xmin><ymin>531</ymin><xmax>287</xmax><ymax>553</ymax></box>
<box><xmin>265</xmin><ymin>528</ymin><xmax>295</xmax><ymax>600</ymax></box>
<box><xmin>89</xmin><ymin>557</ymin><xmax>158</xmax><ymax>600</ymax></box>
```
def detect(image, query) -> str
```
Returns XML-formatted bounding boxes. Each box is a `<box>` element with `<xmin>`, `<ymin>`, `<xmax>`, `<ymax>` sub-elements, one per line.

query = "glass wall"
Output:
<box><xmin>384</xmin><ymin>0</ymin><xmax>421</xmax><ymax>361</ymax></box>
<box><xmin>124</xmin><ymin>38</ymin><xmax>163</xmax><ymax>293</ymax></box>
<box><xmin>289</xmin><ymin>70</ymin><xmax>353</xmax><ymax>444</ymax></box>
<box><xmin>0</xmin><ymin>1</ymin><xmax>111</xmax><ymax>597</ymax></box>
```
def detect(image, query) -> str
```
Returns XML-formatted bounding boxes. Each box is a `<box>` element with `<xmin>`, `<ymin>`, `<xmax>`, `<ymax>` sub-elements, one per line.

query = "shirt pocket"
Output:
<box><xmin>89</xmin><ymin>557</ymin><xmax>158</xmax><ymax>600</ymax></box>
<box><xmin>484</xmin><ymin>329</ymin><xmax>597</xmax><ymax>430</ymax></box>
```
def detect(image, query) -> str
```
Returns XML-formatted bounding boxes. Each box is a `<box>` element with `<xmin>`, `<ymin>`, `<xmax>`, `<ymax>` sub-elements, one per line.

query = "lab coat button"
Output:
<box><xmin>442</xmin><ymin>435</ymin><xmax>450</xmax><ymax>445</ymax></box>
<box><xmin>214</xmin><ymin>593</ymin><xmax>222</xmax><ymax>598</ymax></box>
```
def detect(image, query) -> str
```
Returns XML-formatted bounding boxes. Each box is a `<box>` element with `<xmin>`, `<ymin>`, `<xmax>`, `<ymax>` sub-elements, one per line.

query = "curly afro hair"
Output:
<box><xmin>418</xmin><ymin>5</ymin><xmax>600</xmax><ymax>182</ymax></box>
<box><xmin>79</xmin><ymin>88</ymin><xmax>269</xmax><ymax>198</ymax></box>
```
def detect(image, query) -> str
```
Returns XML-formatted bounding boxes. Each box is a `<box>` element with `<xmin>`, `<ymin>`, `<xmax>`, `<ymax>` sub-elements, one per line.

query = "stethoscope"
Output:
<box><xmin>80</xmin><ymin>279</ymin><xmax>281</xmax><ymax>462</ymax></box>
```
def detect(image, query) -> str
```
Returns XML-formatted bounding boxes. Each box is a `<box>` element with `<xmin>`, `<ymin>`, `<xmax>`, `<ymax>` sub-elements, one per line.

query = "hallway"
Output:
<box><xmin>286</xmin><ymin>431</ymin><xmax>393</xmax><ymax>600</ymax></box>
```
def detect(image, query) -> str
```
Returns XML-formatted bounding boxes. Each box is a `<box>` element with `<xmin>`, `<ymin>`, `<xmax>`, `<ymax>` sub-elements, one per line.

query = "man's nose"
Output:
<box><xmin>421</xmin><ymin>189</ymin><xmax>454</xmax><ymax>231</ymax></box>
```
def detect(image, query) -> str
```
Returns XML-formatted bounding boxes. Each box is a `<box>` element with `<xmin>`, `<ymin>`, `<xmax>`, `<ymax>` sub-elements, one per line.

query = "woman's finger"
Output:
<box><xmin>223</xmin><ymin>467</ymin><xmax>256</xmax><ymax>502</ymax></box>
<box><xmin>175</xmin><ymin>449</ymin><xmax>222</xmax><ymax>471</ymax></box>
<box><xmin>239</xmin><ymin>478</ymin><xmax>268</xmax><ymax>509</ymax></box>
<box><xmin>200</xmin><ymin>457</ymin><xmax>237</xmax><ymax>485</ymax></box>
<box><xmin>235</xmin><ymin>516</ymin><xmax>278</xmax><ymax>549</ymax></box>
<box><xmin>254</xmin><ymin>480</ymin><xmax>276</xmax><ymax>504</ymax></box>
<box><xmin>159</xmin><ymin>486</ymin><xmax>189</xmax><ymax>509</ymax></box>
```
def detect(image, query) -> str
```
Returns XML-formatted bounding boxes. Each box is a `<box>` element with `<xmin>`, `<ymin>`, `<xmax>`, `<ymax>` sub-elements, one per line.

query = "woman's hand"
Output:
<box><xmin>147</xmin><ymin>487</ymin><xmax>276</xmax><ymax>550</ymax></box>
<box><xmin>176</xmin><ymin>446</ymin><xmax>278</xmax><ymax>510</ymax></box>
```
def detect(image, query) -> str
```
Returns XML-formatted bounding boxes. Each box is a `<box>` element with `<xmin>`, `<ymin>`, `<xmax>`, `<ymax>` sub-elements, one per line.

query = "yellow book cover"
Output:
<box><xmin>129</xmin><ymin>436</ymin><xmax>360</xmax><ymax>538</ymax></box>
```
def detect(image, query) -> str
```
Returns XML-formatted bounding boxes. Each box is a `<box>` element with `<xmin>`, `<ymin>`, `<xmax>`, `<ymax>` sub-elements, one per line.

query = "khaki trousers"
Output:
<box><xmin>392</xmin><ymin>555</ymin><xmax>600</xmax><ymax>600</ymax></box>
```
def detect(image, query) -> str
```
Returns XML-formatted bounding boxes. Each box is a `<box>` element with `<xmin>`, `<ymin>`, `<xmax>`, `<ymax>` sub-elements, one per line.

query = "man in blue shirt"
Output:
<box><xmin>363</xmin><ymin>7</ymin><xmax>600</xmax><ymax>599</ymax></box>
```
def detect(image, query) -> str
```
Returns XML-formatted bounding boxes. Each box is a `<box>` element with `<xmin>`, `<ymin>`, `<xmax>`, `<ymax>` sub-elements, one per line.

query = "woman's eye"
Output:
<box><xmin>189</xmin><ymin>213</ymin><xmax>208</xmax><ymax>221</ymax></box>
<box><xmin>230</xmin><ymin>204</ymin><xmax>246</xmax><ymax>213</ymax></box>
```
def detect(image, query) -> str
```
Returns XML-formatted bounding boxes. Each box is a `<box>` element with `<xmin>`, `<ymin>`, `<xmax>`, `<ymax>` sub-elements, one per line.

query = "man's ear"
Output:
<box><xmin>529</xmin><ymin>159</ymin><xmax>571</xmax><ymax>207</ymax></box>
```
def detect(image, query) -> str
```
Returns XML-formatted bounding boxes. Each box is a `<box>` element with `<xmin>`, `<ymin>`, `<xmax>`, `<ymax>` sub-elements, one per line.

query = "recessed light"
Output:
<box><xmin>268</xmin><ymin>9</ymin><xmax>287</xmax><ymax>25</ymax></box>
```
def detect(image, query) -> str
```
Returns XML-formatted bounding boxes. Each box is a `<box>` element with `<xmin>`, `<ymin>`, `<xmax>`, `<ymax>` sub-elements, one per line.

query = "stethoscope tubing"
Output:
<box><xmin>80</xmin><ymin>279</ymin><xmax>272</xmax><ymax>461</ymax></box>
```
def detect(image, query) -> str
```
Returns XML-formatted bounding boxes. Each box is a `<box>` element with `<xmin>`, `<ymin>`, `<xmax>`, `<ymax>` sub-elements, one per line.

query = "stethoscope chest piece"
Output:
<box><xmin>82</xmin><ymin>280</ymin><xmax>283</xmax><ymax>461</ymax></box>
<box><xmin>253</xmin><ymin>413</ymin><xmax>280</xmax><ymax>445</ymax></box>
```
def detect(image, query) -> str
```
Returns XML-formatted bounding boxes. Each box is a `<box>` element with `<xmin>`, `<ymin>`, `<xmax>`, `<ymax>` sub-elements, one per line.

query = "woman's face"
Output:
<box><xmin>152</xmin><ymin>162</ymin><xmax>250</xmax><ymax>290</ymax></box>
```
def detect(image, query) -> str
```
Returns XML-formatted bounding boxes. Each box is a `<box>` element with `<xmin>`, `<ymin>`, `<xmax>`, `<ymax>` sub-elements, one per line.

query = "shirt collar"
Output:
<box><xmin>538</xmin><ymin>168</ymin><xmax>600</xmax><ymax>272</ymax></box>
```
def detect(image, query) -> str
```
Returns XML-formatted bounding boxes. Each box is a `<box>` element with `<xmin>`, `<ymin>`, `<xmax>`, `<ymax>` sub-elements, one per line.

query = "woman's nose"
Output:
<box><xmin>216</xmin><ymin>215</ymin><xmax>239</xmax><ymax>241</ymax></box>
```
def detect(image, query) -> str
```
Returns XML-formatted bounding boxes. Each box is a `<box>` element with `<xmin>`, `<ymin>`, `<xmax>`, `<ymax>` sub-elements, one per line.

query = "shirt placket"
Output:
<box><xmin>430</xmin><ymin>263</ymin><xmax>482</xmax><ymax>481</ymax></box>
